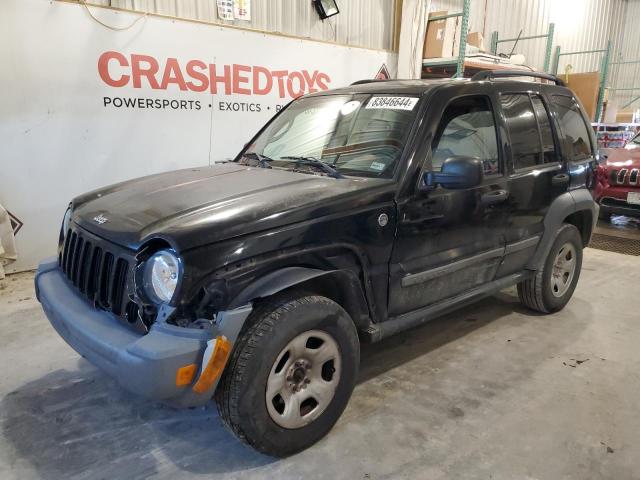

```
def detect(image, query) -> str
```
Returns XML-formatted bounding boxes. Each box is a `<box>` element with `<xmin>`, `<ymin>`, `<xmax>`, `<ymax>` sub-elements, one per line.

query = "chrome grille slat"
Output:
<box><xmin>86</xmin><ymin>246</ymin><xmax>102</xmax><ymax>300</ymax></box>
<box><xmin>78</xmin><ymin>241</ymin><xmax>92</xmax><ymax>294</ymax></box>
<box><xmin>610</xmin><ymin>169</ymin><xmax>618</xmax><ymax>185</ymax></box>
<box><xmin>71</xmin><ymin>237</ymin><xmax>84</xmax><ymax>286</ymax></box>
<box><xmin>100</xmin><ymin>252</ymin><xmax>114</xmax><ymax>308</ymax></box>
<box><xmin>65</xmin><ymin>232</ymin><xmax>77</xmax><ymax>276</ymax></box>
<box><xmin>60</xmin><ymin>230</ymin><xmax>72</xmax><ymax>270</ymax></box>
<box><xmin>111</xmin><ymin>259</ymin><xmax>129</xmax><ymax>316</ymax></box>
<box><xmin>617</xmin><ymin>169</ymin><xmax>628</xmax><ymax>185</ymax></box>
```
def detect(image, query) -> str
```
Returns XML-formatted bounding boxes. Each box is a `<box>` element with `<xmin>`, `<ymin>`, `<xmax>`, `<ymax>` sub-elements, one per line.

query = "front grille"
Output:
<box><xmin>59</xmin><ymin>226</ymin><xmax>137</xmax><ymax>321</ymax></box>
<box><xmin>610</xmin><ymin>168</ymin><xmax>640</xmax><ymax>185</ymax></box>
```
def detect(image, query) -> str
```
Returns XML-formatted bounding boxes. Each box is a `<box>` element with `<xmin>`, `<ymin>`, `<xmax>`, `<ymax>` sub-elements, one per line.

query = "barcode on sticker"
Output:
<box><xmin>366</xmin><ymin>97</ymin><xmax>419</xmax><ymax>111</ymax></box>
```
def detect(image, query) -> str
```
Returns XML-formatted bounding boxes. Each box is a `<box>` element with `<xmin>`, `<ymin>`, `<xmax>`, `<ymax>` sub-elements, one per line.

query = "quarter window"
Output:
<box><xmin>551</xmin><ymin>95</ymin><xmax>593</xmax><ymax>160</ymax></box>
<box><xmin>431</xmin><ymin>96</ymin><xmax>500</xmax><ymax>175</ymax></box>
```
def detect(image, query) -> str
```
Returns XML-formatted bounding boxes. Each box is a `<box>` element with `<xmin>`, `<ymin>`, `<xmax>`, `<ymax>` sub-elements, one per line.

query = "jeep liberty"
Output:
<box><xmin>36</xmin><ymin>71</ymin><xmax>598</xmax><ymax>456</ymax></box>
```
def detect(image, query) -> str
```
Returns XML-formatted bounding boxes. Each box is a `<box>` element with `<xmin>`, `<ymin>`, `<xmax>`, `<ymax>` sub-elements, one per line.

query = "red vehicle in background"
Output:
<box><xmin>596</xmin><ymin>131</ymin><xmax>640</xmax><ymax>219</ymax></box>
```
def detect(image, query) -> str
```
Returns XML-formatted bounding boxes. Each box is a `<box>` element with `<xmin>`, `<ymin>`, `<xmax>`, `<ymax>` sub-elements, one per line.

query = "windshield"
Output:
<box><xmin>239</xmin><ymin>94</ymin><xmax>420</xmax><ymax>178</ymax></box>
<box><xmin>631</xmin><ymin>132</ymin><xmax>640</xmax><ymax>145</ymax></box>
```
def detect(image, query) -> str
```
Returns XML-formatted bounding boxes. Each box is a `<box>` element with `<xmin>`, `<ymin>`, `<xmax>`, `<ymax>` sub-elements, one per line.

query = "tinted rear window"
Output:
<box><xmin>551</xmin><ymin>95</ymin><xmax>592</xmax><ymax>160</ymax></box>
<box><xmin>500</xmin><ymin>93</ymin><xmax>541</xmax><ymax>170</ymax></box>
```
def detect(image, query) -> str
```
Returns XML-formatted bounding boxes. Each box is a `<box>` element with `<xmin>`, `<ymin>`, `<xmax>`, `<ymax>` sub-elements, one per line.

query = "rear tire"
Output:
<box><xmin>215</xmin><ymin>293</ymin><xmax>359</xmax><ymax>457</ymax></box>
<box><xmin>518</xmin><ymin>224</ymin><xmax>583</xmax><ymax>313</ymax></box>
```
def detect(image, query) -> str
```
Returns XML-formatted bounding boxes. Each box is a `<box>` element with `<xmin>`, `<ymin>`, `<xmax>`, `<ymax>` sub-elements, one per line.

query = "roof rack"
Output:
<box><xmin>471</xmin><ymin>70</ymin><xmax>566</xmax><ymax>86</ymax></box>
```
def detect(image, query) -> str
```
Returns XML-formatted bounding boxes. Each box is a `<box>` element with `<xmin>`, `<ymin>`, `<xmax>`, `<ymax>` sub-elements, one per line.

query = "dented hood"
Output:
<box><xmin>72</xmin><ymin>163</ymin><xmax>385</xmax><ymax>251</ymax></box>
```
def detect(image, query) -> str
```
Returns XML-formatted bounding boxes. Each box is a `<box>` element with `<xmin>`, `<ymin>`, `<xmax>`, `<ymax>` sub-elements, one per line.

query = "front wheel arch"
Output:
<box><xmin>228</xmin><ymin>267</ymin><xmax>372</xmax><ymax>331</ymax></box>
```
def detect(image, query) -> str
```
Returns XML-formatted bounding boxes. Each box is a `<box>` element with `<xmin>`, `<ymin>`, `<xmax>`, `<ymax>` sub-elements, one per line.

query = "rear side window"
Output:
<box><xmin>500</xmin><ymin>94</ymin><xmax>541</xmax><ymax>169</ymax></box>
<box><xmin>551</xmin><ymin>95</ymin><xmax>593</xmax><ymax>160</ymax></box>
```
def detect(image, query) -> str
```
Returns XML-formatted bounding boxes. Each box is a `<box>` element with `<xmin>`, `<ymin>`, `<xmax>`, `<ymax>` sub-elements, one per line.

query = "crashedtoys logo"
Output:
<box><xmin>98</xmin><ymin>51</ymin><xmax>332</xmax><ymax>99</ymax></box>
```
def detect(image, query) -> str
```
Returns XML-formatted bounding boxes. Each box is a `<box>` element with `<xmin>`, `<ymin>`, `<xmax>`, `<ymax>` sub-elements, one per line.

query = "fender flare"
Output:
<box><xmin>527</xmin><ymin>190</ymin><xmax>598</xmax><ymax>270</ymax></box>
<box><xmin>227</xmin><ymin>266</ymin><xmax>371</xmax><ymax>329</ymax></box>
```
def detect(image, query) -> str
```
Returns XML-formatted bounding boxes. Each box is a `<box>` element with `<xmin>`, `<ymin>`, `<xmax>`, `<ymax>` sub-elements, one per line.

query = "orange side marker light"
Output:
<box><xmin>193</xmin><ymin>336</ymin><xmax>232</xmax><ymax>394</ymax></box>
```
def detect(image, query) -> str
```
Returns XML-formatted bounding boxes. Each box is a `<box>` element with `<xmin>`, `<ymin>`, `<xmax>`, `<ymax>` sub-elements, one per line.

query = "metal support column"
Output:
<box><xmin>543</xmin><ymin>23</ymin><xmax>555</xmax><ymax>73</ymax></box>
<box><xmin>552</xmin><ymin>46</ymin><xmax>561</xmax><ymax>75</ymax></box>
<box><xmin>595</xmin><ymin>40</ymin><xmax>612</xmax><ymax>122</ymax></box>
<box><xmin>490</xmin><ymin>31</ymin><xmax>498</xmax><ymax>55</ymax></box>
<box><xmin>454</xmin><ymin>0</ymin><xmax>471</xmax><ymax>78</ymax></box>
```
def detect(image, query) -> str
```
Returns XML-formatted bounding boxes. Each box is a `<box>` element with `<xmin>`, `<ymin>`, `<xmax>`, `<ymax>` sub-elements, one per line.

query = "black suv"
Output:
<box><xmin>36</xmin><ymin>71</ymin><xmax>598</xmax><ymax>456</ymax></box>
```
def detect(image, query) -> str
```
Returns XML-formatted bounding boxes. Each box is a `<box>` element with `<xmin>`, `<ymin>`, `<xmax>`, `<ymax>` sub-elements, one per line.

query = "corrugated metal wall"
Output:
<box><xmin>80</xmin><ymin>0</ymin><xmax>396</xmax><ymax>50</ymax></box>
<box><xmin>430</xmin><ymin>0</ymin><xmax>638</xmax><ymax>110</ymax></box>
<box><xmin>431</xmin><ymin>0</ymin><xmax>624</xmax><ymax>71</ymax></box>
<box><xmin>613</xmin><ymin>0</ymin><xmax>640</xmax><ymax>110</ymax></box>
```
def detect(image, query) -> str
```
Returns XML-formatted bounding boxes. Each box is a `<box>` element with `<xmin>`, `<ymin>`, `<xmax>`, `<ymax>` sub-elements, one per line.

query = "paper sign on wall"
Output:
<box><xmin>217</xmin><ymin>0</ymin><xmax>234</xmax><ymax>20</ymax></box>
<box><xmin>234</xmin><ymin>0</ymin><xmax>251</xmax><ymax>21</ymax></box>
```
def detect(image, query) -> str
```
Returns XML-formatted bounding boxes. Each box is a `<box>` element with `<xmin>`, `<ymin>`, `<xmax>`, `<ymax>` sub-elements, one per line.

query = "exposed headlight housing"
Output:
<box><xmin>143</xmin><ymin>250</ymin><xmax>182</xmax><ymax>304</ymax></box>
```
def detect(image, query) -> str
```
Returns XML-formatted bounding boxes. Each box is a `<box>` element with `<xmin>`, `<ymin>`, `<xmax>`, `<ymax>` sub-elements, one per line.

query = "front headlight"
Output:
<box><xmin>143</xmin><ymin>250</ymin><xmax>181</xmax><ymax>303</ymax></box>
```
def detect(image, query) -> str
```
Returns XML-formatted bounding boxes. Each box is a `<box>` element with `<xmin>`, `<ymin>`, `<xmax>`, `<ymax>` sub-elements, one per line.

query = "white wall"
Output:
<box><xmin>0</xmin><ymin>0</ymin><xmax>397</xmax><ymax>272</ymax></box>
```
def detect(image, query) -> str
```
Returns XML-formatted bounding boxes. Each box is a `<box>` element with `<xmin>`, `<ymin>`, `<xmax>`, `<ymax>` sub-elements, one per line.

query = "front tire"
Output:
<box><xmin>518</xmin><ymin>224</ymin><xmax>583</xmax><ymax>313</ymax></box>
<box><xmin>215</xmin><ymin>293</ymin><xmax>359</xmax><ymax>457</ymax></box>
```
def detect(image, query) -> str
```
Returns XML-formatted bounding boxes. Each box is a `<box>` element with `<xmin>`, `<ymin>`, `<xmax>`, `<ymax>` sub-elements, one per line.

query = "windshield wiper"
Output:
<box><xmin>280</xmin><ymin>156</ymin><xmax>343</xmax><ymax>179</ymax></box>
<box><xmin>240</xmin><ymin>152</ymin><xmax>273</xmax><ymax>169</ymax></box>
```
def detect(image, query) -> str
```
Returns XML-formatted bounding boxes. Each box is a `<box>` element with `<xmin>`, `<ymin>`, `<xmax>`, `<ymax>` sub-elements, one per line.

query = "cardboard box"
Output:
<box><xmin>451</xmin><ymin>16</ymin><xmax>464</xmax><ymax>58</ymax></box>
<box><xmin>617</xmin><ymin>111</ymin><xmax>635</xmax><ymax>123</ymax></box>
<box><xmin>565</xmin><ymin>72</ymin><xmax>600</xmax><ymax>121</ymax></box>
<box><xmin>423</xmin><ymin>11</ymin><xmax>458</xmax><ymax>59</ymax></box>
<box><xmin>467</xmin><ymin>32</ymin><xmax>485</xmax><ymax>51</ymax></box>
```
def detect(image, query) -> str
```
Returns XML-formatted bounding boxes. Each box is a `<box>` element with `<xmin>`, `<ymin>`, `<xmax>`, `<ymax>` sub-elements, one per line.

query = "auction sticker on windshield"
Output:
<box><xmin>366</xmin><ymin>96</ymin><xmax>419</xmax><ymax>110</ymax></box>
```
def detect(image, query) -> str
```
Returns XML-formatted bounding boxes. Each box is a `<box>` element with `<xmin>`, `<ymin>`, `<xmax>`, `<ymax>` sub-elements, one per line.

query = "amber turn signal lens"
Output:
<box><xmin>193</xmin><ymin>336</ymin><xmax>232</xmax><ymax>394</ymax></box>
<box><xmin>175</xmin><ymin>363</ymin><xmax>198</xmax><ymax>386</ymax></box>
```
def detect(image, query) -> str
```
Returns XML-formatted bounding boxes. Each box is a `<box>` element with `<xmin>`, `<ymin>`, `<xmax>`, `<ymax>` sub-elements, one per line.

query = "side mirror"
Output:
<box><xmin>422</xmin><ymin>155</ymin><xmax>483</xmax><ymax>190</ymax></box>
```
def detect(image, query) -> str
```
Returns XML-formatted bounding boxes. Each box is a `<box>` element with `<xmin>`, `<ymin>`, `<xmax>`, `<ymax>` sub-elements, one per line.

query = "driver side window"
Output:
<box><xmin>431</xmin><ymin>96</ymin><xmax>500</xmax><ymax>175</ymax></box>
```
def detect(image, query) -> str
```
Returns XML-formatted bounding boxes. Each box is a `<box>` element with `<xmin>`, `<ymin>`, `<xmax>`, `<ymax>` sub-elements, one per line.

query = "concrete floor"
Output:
<box><xmin>1</xmin><ymin>248</ymin><xmax>639</xmax><ymax>480</ymax></box>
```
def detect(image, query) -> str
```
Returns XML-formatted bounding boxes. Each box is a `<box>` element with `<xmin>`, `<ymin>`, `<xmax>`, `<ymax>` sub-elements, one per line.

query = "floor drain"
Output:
<box><xmin>588</xmin><ymin>233</ymin><xmax>640</xmax><ymax>256</ymax></box>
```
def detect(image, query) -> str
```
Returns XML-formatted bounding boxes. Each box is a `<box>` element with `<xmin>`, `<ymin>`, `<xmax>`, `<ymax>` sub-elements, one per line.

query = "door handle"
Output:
<box><xmin>552</xmin><ymin>173</ymin><xmax>570</xmax><ymax>186</ymax></box>
<box><xmin>481</xmin><ymin>189</ymin><xmax>509</xmax><ymax>206</ymax></box>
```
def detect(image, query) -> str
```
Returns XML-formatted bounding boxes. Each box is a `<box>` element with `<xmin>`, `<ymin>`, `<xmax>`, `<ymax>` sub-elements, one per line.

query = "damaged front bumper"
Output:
<box><xmin>35</xmin><ymin>258</ymin><xmax>252</xmax><ymax>408</ymax></box>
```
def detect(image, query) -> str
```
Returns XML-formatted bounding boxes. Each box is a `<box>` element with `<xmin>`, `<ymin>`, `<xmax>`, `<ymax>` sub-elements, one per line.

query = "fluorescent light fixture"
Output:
<box><xmin>313</xmin><ymin>0</ymin><xmax>339</xmax><ymax>20</ymax></box>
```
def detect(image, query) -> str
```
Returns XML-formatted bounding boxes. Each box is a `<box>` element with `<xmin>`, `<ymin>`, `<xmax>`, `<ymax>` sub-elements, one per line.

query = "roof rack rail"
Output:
<box><xmin>471</xmin><ymin>70</ymin><xmax>566</xmax><ymax>87</ymax></box>
<box><xmin>350</xmin><ymin>79</ymin><xmax>392</xmax><ymax>86</ymax></box>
